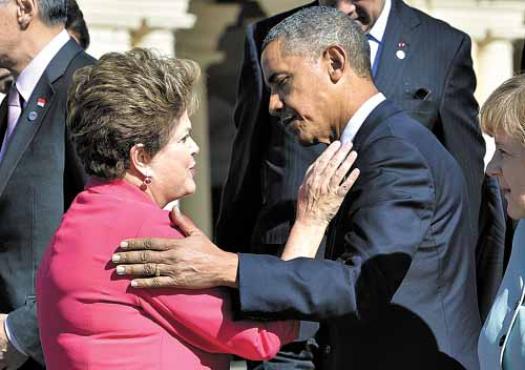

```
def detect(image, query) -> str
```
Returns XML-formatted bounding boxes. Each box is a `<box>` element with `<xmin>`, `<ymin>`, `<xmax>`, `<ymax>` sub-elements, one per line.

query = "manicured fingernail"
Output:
<box><xmin>131</xmin><ymin>280</ymin><xmax>138</xmax><ymax>287</ymax></box>
<box><xmin>112</xmin><ymin>254</ymin><xmax>121</xmax><ymax>263</ymax></box>
<box><xmin>116</xmin><ymin>266</ymin><xmax>125</xmax><ymax>275</ymax></box>
<box><xmin>120</xmin><ymin>241</ymin><xmax>128</xmax><ymax>249</ymax></box>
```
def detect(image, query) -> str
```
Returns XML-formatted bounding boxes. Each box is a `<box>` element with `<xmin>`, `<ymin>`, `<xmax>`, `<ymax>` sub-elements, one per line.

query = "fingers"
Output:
<box><xmin>337</xmin><ymin>168</ymin><xmax>360</xmax><ymax>197</ymax></box>
<box><xmin>320</xmin><ymin>142</ymin><xmax>354</xmax><ymax>191</ymax></box>
<box><xmin>329</xmin><ymin>149</ymin><xmax>358</xmax><ymax>189</ymax></box>
<box><xmin>169</xmin><ymin>208</ymin><xmax>200</xmax><ymax>236</ymax></box>
<box><xmin>119</xmin><ymin>238</ymin><xmax>174</xmax><ymax>252</ymax></box>
<box><xmin>115</xmin><ymin>263</ymin><xmax>167</xmax><ymax>277</ymax></box>
<box><xmin>311</xmin><ymin>141</ymin><xmax>342</xmax><ymax>176</ymax></box>
<box><xmin>112</xmin><ymin>249</ymin><xmax>166</xmax><ymax>264</ymax></box>
<box><xmin>129</xmin><ymin>276</ymin><xmax>174</xmax><ymax>289</ymax></box>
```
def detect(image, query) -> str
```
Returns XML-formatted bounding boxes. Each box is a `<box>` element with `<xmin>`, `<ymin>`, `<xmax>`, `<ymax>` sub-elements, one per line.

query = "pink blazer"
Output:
<box><xmin>36</xmin><ymin>180</ymin><xmax>297</xmax><ymax>370</ymax></box>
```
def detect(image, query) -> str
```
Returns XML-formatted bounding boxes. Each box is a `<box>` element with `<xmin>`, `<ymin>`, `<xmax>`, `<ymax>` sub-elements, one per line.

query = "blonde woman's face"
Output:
<box><xmin>148</xmin><ymin>111</ymin><xmax>199</xmax><ymax>205</ymax></box>
<box><xmin>487</xmin><ymin>129</ymin><xmax>525</xmax><ymax>219</ymax></box>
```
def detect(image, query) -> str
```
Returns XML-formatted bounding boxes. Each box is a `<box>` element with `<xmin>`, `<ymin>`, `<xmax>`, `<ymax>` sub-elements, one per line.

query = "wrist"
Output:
<box><xmin>293</xmin><ymin>219</ymin><xmax>329</xmax><ymax>234</ymax></box>
<box><xmin>216</xmin><ymin>251</ymin><xmax>239</xmax><ymax>288</ymax></box>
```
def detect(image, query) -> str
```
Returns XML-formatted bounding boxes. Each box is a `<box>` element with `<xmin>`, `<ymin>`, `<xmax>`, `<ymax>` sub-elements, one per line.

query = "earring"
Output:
<box><xmin>140</xmin><ymin>168</ymin><xmax>152</xmax><ymax>191</ymax></box>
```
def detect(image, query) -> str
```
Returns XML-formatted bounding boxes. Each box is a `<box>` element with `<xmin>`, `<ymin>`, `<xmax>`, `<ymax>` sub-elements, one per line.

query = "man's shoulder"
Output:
<box><xmin>397</xmin><ymin>0</ymin><xmax>468</xmax><ymax>42</ymax></box>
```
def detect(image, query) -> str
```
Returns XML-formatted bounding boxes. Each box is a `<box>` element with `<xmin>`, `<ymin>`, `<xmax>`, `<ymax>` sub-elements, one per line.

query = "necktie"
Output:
<box><xmin>366</xmin><ymin>34</ymin><xmax>381</xmax><ymax>77</ymax></box>
<box><xmin>0</xmin><ymin>84</ymin><xmax>23</xmax><ymax>162</ymax></box>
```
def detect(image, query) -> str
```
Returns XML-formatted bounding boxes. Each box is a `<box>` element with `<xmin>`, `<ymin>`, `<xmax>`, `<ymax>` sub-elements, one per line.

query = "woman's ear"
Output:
<box><xmin>129</xmin><ymin>144</ymin><xmax>151</xmax><ymax>177</ymax></box>
<box><xmin>323</xmin><ymin>45</ymin><xmax>347</xmax><ymax>83</ymax></box>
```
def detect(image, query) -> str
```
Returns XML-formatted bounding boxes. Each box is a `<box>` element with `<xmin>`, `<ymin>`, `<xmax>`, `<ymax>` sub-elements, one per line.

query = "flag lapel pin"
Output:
<box><xmin>37</xmin><ymin>97</ymin><xmax>47</xmax><ymax>108</ymax></box>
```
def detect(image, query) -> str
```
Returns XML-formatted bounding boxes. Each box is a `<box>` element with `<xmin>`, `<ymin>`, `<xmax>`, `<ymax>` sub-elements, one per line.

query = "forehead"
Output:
<box><xmin>261</xmin><ymin>41</ymin><xmax>308</xmax><ymax>81</ymax></box>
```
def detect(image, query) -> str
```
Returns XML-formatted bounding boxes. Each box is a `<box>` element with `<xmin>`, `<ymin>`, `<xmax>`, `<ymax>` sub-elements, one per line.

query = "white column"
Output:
<box><xmin>476</xmin><ymin>38</ymin><xmax>514</xmax><ymax>167</ymax></box>
<box><xmin>137</xmin><ymin>30</ymin><xmax>176</xmax><ymax>57</ymax></box>
<box><xmin>476</xmin><ymin>39</ymin><xmax>514</xmax><ymax>104</ymax></box>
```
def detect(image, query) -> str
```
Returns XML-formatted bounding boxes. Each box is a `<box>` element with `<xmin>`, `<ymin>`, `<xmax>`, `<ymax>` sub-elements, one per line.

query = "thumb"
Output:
<box><xmin>170</xmin><ymin>207</ymin><xmax>200</xmax><ymax>236</ymax></box>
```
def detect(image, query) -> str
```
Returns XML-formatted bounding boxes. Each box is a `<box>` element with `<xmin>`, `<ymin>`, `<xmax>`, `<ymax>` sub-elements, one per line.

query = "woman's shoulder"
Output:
<box><xmin>134</xmin><ymin>208</ymin><xmax>184</xmax><ymax>240</ymax></box>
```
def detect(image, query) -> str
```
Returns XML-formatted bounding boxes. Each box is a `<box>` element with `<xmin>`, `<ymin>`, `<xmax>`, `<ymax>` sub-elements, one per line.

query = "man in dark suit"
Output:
<box><xmin>0</xmin><ymin>0</ymin><xmax>94</xmax><ymax>368</ymax></box>
<box><xmin>216</xmin><ymin>0</ymin><xmax>485</xmax><ymax>274</ymax></box>
<box><xmin>216</xmin><ymin>1</ymin><xmax>487</xmax><ymax>367</ymax></box>
<box><xmin>114</xmin><ymin>7</ymin><xmax>481</xmax><ymax>369</ymax></box>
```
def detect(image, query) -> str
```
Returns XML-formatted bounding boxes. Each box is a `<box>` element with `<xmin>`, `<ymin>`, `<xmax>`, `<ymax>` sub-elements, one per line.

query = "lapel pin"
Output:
<box><xmin>396</xmin><ymin>50</ymin><xmax>406</xmax><ymax>60</ymax></box>
<box><xmin>396</xmin><ymin>40</ymin><xmax>407</xmax><ymax>60</ymax></box>
<box><xmin>37</xmin><ymin>97</ymin><xmax>47</xmax><ymax>108</ymax></box>
<box><xmin>28</xmin><ymin>111</ymin><xmax>38</xmax><ymax>121</ymax></box>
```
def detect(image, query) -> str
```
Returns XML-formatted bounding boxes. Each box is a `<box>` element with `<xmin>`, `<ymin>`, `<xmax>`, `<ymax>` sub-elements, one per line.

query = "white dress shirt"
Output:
<box><xmin>340</xmin><ymin>93</ymin><xmax>386</xmax><ymax>144</ymax></box>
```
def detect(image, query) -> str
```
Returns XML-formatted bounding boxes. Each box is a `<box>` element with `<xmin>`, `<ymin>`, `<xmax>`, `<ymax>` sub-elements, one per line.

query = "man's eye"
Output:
<box><xmin>278</xmin><ymin>78</ymin><xmax>288</xmax><ymax>87</ymax></box>
<box><xmin>180</xmin><ymin>134</ymin><xmax>190</xmax><ymax>143</ymax></box>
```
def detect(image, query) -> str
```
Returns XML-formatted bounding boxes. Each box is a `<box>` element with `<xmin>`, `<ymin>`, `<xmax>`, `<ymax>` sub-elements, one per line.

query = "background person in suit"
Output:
<box><xmin>0</xmin><ymin>0</ymin><xmax>95</xmax><ymax>368</ymax></box>
<box><xmin>0</xmin><ymin>0</ymin><xmax>89</xmax><ymax>98</ymax></box>
<box><xmin>114</xmin><ymin>7</ymin><xmax>481</xmax><ymax>369</ymax></box>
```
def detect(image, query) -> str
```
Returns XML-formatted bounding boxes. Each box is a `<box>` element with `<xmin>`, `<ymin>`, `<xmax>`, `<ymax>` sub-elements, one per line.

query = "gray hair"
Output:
<box><xmin>262</xmin><ymin>6</ymin><xmax>371</xmax><ymax>78</ymax></box>
<box><xmin>38</xmin><ymin>0</ymin><xmax>67</xmax><ymax>25</ymax></box>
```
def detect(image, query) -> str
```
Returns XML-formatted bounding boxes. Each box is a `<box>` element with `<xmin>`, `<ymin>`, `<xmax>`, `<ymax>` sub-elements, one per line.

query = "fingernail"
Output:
<box><xmin>131</xmin><ymin>280</ymin><xmax>138</xmax><ymax>287</ymax></box>
<box><xmin>120</xmin><ymin>241</ymin><xmax>128</xmax><ymax>249</ymax></box>
<box><xmin>112</xmin><ymin>254</ymin><xmax>121</xmax><ymax>263</ymax></box>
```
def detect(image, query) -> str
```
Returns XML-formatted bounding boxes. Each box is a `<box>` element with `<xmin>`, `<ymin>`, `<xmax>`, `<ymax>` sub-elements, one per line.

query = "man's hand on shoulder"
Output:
<box><xmin>112</xmin><ymin>209</ymin><xmax>239</xmax><ymax>289</ymax></box>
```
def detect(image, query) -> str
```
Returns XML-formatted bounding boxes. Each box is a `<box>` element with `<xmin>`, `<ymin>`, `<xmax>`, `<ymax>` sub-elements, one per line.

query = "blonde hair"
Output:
<box><xmin>68</xmin><ymin>48</ymin><xmax>200</xmax><ymax>179</ymax></box>
<box><xmin>480</xmin><ymin>73</ymin><xmax>525</xmax><ymax>144</ymax></box>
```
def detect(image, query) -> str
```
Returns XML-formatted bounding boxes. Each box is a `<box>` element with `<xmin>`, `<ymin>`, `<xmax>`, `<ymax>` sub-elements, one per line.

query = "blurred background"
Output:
<box><xmin>56</xmin><ymin>0</ymin><xmax>525</xmax><ymax>237</ymax></box>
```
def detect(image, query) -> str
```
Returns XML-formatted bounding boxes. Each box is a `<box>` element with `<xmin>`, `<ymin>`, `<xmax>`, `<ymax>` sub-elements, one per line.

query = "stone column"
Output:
<box><xmin>476</xmin><ymin>38</ymin><xmax>514</xmax><ymax>166</ymax></box>
<box><xmin>174</xmin><ymin>0</ymin><xmax>242</xmax><ymax>237</ymax></box>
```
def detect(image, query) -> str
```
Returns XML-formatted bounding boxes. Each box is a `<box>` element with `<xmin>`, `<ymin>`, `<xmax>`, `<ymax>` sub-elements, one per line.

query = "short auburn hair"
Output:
<box><xmin>67</xmin><ymin>48</ymin><xmax>200</xmax><ymax>179</ymax></box>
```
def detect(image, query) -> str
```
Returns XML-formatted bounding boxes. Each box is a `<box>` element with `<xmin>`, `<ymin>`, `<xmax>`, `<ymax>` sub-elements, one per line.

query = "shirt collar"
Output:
<box><xmin>368</xmin><ymin>0</ymin><xmax>391</xmax><ymax>43</ymax></box>
<box><xmin>16</xmin><ymin>29</ymin><xmax>70</xmax><ymax>103</ymax></box>
<box><xmin>340</xmin><ymin>92</ymin><xmax>386</xmax><ymax>144</ymax></box>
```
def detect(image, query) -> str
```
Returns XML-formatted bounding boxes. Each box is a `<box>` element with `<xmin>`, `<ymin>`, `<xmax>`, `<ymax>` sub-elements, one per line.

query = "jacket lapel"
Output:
<box><xmin>0</xmin><ymin>39</ymin><xmax>81</xmax><ymax>197</ymax></box>
<box><xmin>326</xmin><ymin>100</ymin><xmax>402</xmax><ymax>258</ymax></box>
<box><xmin>374</xmin><ymin>0</ymin><xmax>421</xmax><ymax>96</ymax></box>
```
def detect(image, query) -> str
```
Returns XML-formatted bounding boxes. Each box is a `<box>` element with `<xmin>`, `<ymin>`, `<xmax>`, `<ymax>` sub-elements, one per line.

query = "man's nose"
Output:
<box><xmin>268</xmin><ymin>93</ymin><xmax>284</xmax><ymax>116</ymax></box>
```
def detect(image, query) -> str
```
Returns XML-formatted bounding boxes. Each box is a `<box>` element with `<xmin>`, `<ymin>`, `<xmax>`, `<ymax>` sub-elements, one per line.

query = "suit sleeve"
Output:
<box><xmin>134</xmin><ymin>219</ymin><xmax>298</xmax><ymax>361</ymax></box>
<box><xmin>439</xmin><ymin>34</ymin><xmax>484</xmax><ymax>232</ymax></box>
<box><xmin>236</xmin><ymin>137</ymin><xmax>435</xmax><ymax>321</ymax></box>
<box><xmin>215</xmin><ymin>24</ymin><xmax>269</xmax><ymax>252</ymax></box>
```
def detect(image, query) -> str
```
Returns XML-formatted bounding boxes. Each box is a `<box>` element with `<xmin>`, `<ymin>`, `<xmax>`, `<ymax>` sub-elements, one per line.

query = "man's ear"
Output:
<box><xmin>16</xmin><ymin>0</ymin><xmax>37</xmax><ymax>30</ymax></box>
<box><xmin>129</xmin><ymin>144</ymin><xmax>152</xmax><ymax>176</ymax></box>
<box><xmin>323</xmin><ymin>45</ymin><xmax>347</xmax><ymax>83</ymax></box>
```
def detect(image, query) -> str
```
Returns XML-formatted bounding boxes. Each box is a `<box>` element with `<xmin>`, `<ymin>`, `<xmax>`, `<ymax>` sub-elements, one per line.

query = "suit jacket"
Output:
<box><xmin>479</xmin><ymin>220</ymin><xmax>525</xmax><ymax>370</ymax></box>
<box><xmin>216</xmin><ymin>0</ymin><xmax>485</xmax><ymax>253</ymax></box>
<box><xmin>236</xmin><ymin>100</ymin><xmax>481</xmax><ymax>370</ymax></box>
<box><xmin>36</xmin><ymin>179</ymin><xmax>297</xmax><ymax>370</ymax></box>
<box><xmin>0</xmin><ymin>39</ymin><xmax>94</xmax><ymax>367</ymax></box>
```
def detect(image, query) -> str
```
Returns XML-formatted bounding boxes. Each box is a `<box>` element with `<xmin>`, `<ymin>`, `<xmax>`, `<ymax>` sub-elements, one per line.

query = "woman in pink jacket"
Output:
<box><xmin>36</xmin><ymin>48</ymin><xmax>358</xmax><ymax>370</ymax></box>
